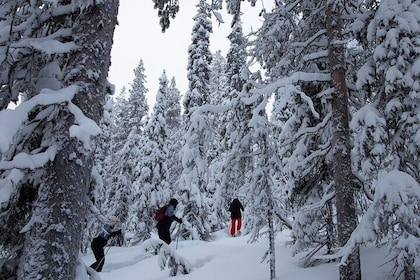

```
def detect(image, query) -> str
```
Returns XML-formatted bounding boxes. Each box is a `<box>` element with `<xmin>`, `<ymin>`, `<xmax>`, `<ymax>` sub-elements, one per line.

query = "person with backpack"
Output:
<box><xmin>90</xmin><ymin>216</ymin><xmax>123</xmax><ymax>272</ymax></box>
<box><xmin>156</xmin><ymin>198</ymin><xmax>182</xmax><ymax>244</ymax></box>
<box><xmin>228</xmin><ymin>198</ymin><xmax>244</xmax><ymax>236</ymax></box>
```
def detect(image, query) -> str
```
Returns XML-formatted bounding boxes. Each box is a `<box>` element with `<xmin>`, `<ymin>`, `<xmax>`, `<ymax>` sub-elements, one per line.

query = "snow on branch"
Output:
<box><xmin>139</xmin><ymin>239</ymin><xmax>193</xmax><ymax>276</ymax></box>
<box><xmin>68</xmin><ymin>101</ymin><xmax>101</xmax><ymax>150</ymax></box>
<box><xmin>0</xmin><ymin>146</ymin><xmax>57</xmax><ymax>170</ymax></box>
<box><xmin>0</xmin><ymin>169</ymin><xmax>24</xmax><ymax>205</ymax></box>
<box><xmin>11</xmin><ymin>28</ymin><xmax>76</xmax><ymax>55</ymax></box>
<box><xmin>330</xmin><ymin>171</ymin><xmax>420</xmax><ymax>271</ymax></box>
<box><xmin>0</xmin><ymin>85</ymin><xmax>78</xmax><ymax>153</ymax></box>
<box><xmin>291</xmin><ymin>29</ymin><xmax>327</xmax><ymax>52</ymax></box>
<box><xmin>0</xmin><ymin>85</ymin><xmax>100</xmax><ymax>152</ymax></box>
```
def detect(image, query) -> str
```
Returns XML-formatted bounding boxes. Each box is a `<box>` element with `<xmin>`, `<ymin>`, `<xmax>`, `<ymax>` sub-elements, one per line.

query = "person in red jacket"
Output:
<box><xmin>228</xmin><ymin>198</ymin><xmax>244</xmax><ymax>236</ymax></box>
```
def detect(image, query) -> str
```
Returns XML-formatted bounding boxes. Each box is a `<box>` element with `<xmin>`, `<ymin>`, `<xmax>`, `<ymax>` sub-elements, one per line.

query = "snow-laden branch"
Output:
<box><xmin>327</xmin><ymin>171</ymin><xmax>420</xmax><ymax>270</ymax></box>
<box><xmin>68</xmin><ymin>101</ymin><xmax>102</xmax><ymax>150</ymax></box>
<box><xmin>0</xmin><ymin>146</ymin><xmax>57</xmax><ymax>170</ymax></box>
<box><xmin>0</xmin><ymin>169</ymin><xmax>24</xmax><ymax>205</ymax></box>
<box><xmin>249</xmin><ymin>71</ymin><xmax>329</xmax><ymax>119</ymax></box>
<box><xmin>291</xmin><ymin>29</ymin><xmax>327</xmax><ymax>51</ymax></box>
<box><xmin>301</xmin><ymin>50</ymin><xmax>329</xmax><ymax>65</ymax></box>
<box><xmin>193</xmin><ymin>102</ymin><xmax>232</xmax><ymax>115</ymax></box>
<box><xmin>0</xmin><ymin>85</ymin><xmax>101</xmax><ymax>152</ymax></box>
<box><xmin>11</xmin><ymin>28</ymin><xmax>76</xmax><ymax>55</ymax></box>
<box><xmin>280</xmin><ymin>111</ymin><xmax>332</xmax><ymax>149</ymax></box>
<box><xmin>0</xmin><ymin>85</ymin><xmax>78</xmax><ymax>153</ymax></box>
<box><xmin>257</xmin><ymin>72</ymin><xmax>331</xmax><ymax>96</ymax></box>
<box><xmin>139</xmin><ymin>239</ymin><xmax>193</xmax><ymax>276</ymax></box>
<box><xmin>299</xmin><ymin>190</ymin><xmax>335</xmax><ymax>213</ymax></box>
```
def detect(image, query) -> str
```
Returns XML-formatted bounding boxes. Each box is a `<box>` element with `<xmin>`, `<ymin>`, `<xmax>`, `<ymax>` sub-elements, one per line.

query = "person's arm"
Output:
<box><xmin>103</xmin><ymin>224</ymin><xmax>112</xmax><ymax>235</ymax></box>
<box><xmin>172</xmin><ymin>216</ymin><xmax>182</xmax><ymax>223</ymax></box>
<box><xmin>110</xmin><ymin>229</ymin><xmax>122</xmax><ymax>237</ymax></box>
<box><xmin>166</xmin><ymin>205</ymin><xmax>182</xmax><ymax>223</ymax></box>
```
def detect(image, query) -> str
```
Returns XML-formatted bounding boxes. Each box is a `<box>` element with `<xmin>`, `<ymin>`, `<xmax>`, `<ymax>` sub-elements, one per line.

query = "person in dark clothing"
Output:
<box><xmin>157</xmin><ymin>198</ymin><xmax>182</xmax><ymax>244</ymax></box>
<box><xmin>228</xmin><ymin>198</ymin><xmax>244</xmax><ymax>236</ymax></box>
<box><xmin>90</xmin><ymin>216</ymin><xmax>122</xmax><ymax>272</ymax></box>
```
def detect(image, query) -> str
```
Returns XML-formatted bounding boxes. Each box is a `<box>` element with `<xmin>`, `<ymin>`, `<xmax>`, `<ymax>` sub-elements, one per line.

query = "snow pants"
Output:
<box><xmin>90</xmin><ymin>236</ymin><xmax>107</xmax><ymax>272</ymax></box>
<box><xmin>230</xmin><ymin>218</ymin><xmax>242</xmax><ymax>236</ymax></box>
<box><xmin>157</xmin><ymin>221</ymin><xmax>172</xmax><ymax>244</ymax></box>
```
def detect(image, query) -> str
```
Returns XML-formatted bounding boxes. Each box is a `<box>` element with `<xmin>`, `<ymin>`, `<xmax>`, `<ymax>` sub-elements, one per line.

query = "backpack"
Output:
<box><xmin>154</xmin><ymin>205</ymin><xmax>167</xmax><ymax>221</ymax></box>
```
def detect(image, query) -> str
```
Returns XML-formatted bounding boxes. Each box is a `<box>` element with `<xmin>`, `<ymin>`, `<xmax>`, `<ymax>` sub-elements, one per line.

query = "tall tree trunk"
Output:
<box><xmin>326</xmin><ymin>3</ymin><xmax>361</xmax><ymax>280</ymax></box>
<box><xmin>268</xmin><ymin>207</ymin><xmax>276</xmax><ymax>280</ymax></box>
<box><xmin>17</xmin><ymin>1</ymin><xmax>119</xmax><ymax>279</ymax></box>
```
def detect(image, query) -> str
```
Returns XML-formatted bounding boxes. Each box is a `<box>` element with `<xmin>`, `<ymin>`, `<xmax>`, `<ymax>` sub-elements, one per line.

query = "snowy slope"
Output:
<box><xmin>81</xmin><ymin>229</ymin><xmax>395</xmax><ymax>280</ymax></box>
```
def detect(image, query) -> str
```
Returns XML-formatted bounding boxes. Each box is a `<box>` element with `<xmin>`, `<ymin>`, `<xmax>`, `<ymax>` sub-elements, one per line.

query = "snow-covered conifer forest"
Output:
<box><xmin>0</xmin><ymin>0</ymin><xmax>419</xmax><ymax>279</ymax></box>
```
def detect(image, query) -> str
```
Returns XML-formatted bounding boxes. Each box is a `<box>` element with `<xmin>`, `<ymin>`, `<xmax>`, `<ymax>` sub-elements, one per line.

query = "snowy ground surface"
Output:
<box><xmin>81</xmin><ymin>229</ymin><xmax>396</xmax><ymax>280</ymax></box>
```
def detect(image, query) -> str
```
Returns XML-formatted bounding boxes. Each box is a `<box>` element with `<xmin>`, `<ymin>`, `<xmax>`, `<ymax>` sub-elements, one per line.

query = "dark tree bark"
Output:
<box><xmin>17</xmin><ymin>1</ymin><xmax>119</xmax><ymax>279</ymax></box>
<box><xmin>326</xmin><ymin>3</ymin><xmax>361</xmax><ymax>280</ymax></box>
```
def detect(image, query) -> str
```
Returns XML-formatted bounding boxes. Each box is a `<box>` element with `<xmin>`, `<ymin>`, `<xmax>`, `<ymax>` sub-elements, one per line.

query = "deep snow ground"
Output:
<box><xmin>81</xmin><ymin>229</ymin><xmax>396</xmax><ymax>280</ymax></box>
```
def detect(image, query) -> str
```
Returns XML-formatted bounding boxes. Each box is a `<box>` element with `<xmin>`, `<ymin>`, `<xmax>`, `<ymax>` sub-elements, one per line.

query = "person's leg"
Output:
<box><xmin>230</xmin><ymin>219</ymin><xmax>236</xmax><ymax>236</ymax></box>
<box><xmin>163</xmin><ymin>226</ymin><xmax>172</xmax><ymax>244</ymax></box>
<box><xmin>96</xmin><ymin>251</ymin><xmax>106</xmax><ymax>272</ymax></box>
<box><xmin>90</xmin><ymin>237</ymin><xmax>106</xmax><ymax>272</ymax></box>
<box><xmin>237</xmin><ymin>218</ymin><xmax>242</xmax><ymax>231</ymax></box>
<box><xmin>158</xmin><ymin>224</ymin><xmax>172</xmax><ymax>244</ymax></box>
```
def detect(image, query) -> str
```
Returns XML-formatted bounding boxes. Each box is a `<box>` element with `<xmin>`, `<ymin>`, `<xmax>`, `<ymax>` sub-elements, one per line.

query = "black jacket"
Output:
<box><xmin>228</xmin><ymin>199</ymin><xmax>244</xmax><ymax>219</ymax></box>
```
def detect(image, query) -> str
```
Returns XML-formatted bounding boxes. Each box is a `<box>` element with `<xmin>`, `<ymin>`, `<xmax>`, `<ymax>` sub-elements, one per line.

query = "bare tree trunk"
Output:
<box><xmin>17</xmin><ymin>1</ymin><xmax>119</xmax><ymax>279</ymax></box>
<box><xmin>326</xmin><ymin>3</ymin><xmax>361</xmax><ymax>280</ymax></box>
<box><xmin>268</xmin><ymin>208</ymin><xmax>276</xmax><ymax>280</ymax></box>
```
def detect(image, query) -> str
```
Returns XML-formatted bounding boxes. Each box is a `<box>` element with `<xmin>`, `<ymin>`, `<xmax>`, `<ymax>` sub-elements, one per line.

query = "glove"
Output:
<box><xmin>111</xmin><ymin>229</ymin><xmax>122</xmax><ymax>237</ymax></box>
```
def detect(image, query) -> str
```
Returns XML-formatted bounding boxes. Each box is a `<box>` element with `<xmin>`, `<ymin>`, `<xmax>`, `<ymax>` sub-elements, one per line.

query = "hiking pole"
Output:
<box><xmin>95</xmin><ymin>246</ymin><xmax>111</xmax><ymax>271</ymax></box>
<box><xmin>176</xmin><ymin>223</ymin><xmax>182</xmax><ymax>250</ymax></box>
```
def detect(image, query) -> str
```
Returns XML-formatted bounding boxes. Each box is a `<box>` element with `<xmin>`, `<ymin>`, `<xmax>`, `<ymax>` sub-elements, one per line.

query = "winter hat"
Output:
<box><xmin>109</xmin><ymin>216</ymin><xmax>118</xmax><ymax>225</ymax></box>
<box><xmin>169</xmin><ymin>198</ymin><xmax>178</xmax><ymax>206</ymax></box>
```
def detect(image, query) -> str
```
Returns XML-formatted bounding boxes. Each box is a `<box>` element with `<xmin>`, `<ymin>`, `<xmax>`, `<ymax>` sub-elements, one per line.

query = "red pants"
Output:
<box><xmin>230</xmin><ymin>218</ymin><xmax>242</xmax><ymax>236</ymax></box>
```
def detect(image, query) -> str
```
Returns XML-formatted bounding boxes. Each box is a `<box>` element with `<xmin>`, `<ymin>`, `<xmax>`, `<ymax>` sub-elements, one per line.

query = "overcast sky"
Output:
<box><xmin>108</xmin><ymin>1</ymin><xmax>269</xmax><ymax>110</ymax></box>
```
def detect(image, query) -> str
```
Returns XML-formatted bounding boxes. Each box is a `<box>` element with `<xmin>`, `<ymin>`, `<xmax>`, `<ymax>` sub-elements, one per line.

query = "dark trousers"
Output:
<box><xmin>90</xmin><ymin>236</ymin><xmax>107</xmax><ymax>272</ymax></box>
<box><xmin>157</xmin><ymin>220</ymin><xmax>172</xmax><ymax>244</ymax></box>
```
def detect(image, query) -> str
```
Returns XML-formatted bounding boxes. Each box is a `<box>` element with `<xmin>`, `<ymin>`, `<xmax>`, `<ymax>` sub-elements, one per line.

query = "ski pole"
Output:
<box><xmin>95</xmin><ymin>246</ymin><xmax>111</xmax><ymax>271</ymax></box>
<box><xmin>176</xmin><ymin>223</ymin><xmax>182</xmax><ymax>250</ymax></box>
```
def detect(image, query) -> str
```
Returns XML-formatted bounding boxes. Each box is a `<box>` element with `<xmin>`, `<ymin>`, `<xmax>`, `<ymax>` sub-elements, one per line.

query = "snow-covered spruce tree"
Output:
<box><xmin>253</xmin><ymin>1</ymin><xmax>337</xmax><ymax>266</ymax></box>
<box><xmin>354</xmin><ymin>0</ymin><xmax>420</xmax><ymax>183</ymax></box>
<box><xmin>207</xmin><ymin>50</ymin><xmax>229</xmax><ymax>231</ymax></box>
<box><xmin>253</xmin><ymin>2</ymin><xmax>362</xmax><ymax>275</ymax></box>
<box><xmin>82</xmin><ymin>94</ymin><xmax>115</xmax><ymax>252</ymax></box>
<box><xmin>166</xmin><ymin>77</ymin><xmax>184</xmax><ymax>190</ymax></box>
<box><xmin>218</xmin><ymin>14</ymin><xmax>250</xmax><ymax>207</ymax></box>
<box><xmin>0</xmin><ymin>1</ymin><xmax>119</xmax><ymax>279</ymax></box>
<box><xmin>104</xmin><ymin>127</ymin><xmax>137</xmax><ymax>234</ymax></box>
<box><xmin>349</xmin><ymin>0</ymin><xmax>420</xmax><ymax>277</ymax></box>
<box><xmin>244</xmin><ymin>75</ymin><xmax>281</xmax><ymax>280</ymax></box>
<box><xmin>179</xmin><ymin>0</ymin><xmax>214</xmax><ymax>241</ymax></box>
<box><xmin>105</xmin><ymin>61</ymin><xmax>150</xmax><ymax>234</ymax></box>
<box><xmin>337</xmin><ymin>170</ymin><xmax>420</xmax><ymax>280</ymax></box>
<box><xmin>209</xmin><ymin>50</ymin><xmax>228</xmax><ymax>106</ymax></box>
<box><xmin>128</xmin><ymin>71</ymin><xmax>171</xmax><ymax>243</ymax></box>
<box><xmin>112</xmin><ymin>86</ymin><xmax>131</xmax><ymax>150</ymax></box>
<box><xmin>127</xmin><ymin>59</ymin><xmax>150</xmax><ymax>129</ymax></box>
<box><xmin>183</xmin><ymin>0</ymin><xmax>213</xmax><ymax>117</ymax></box>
